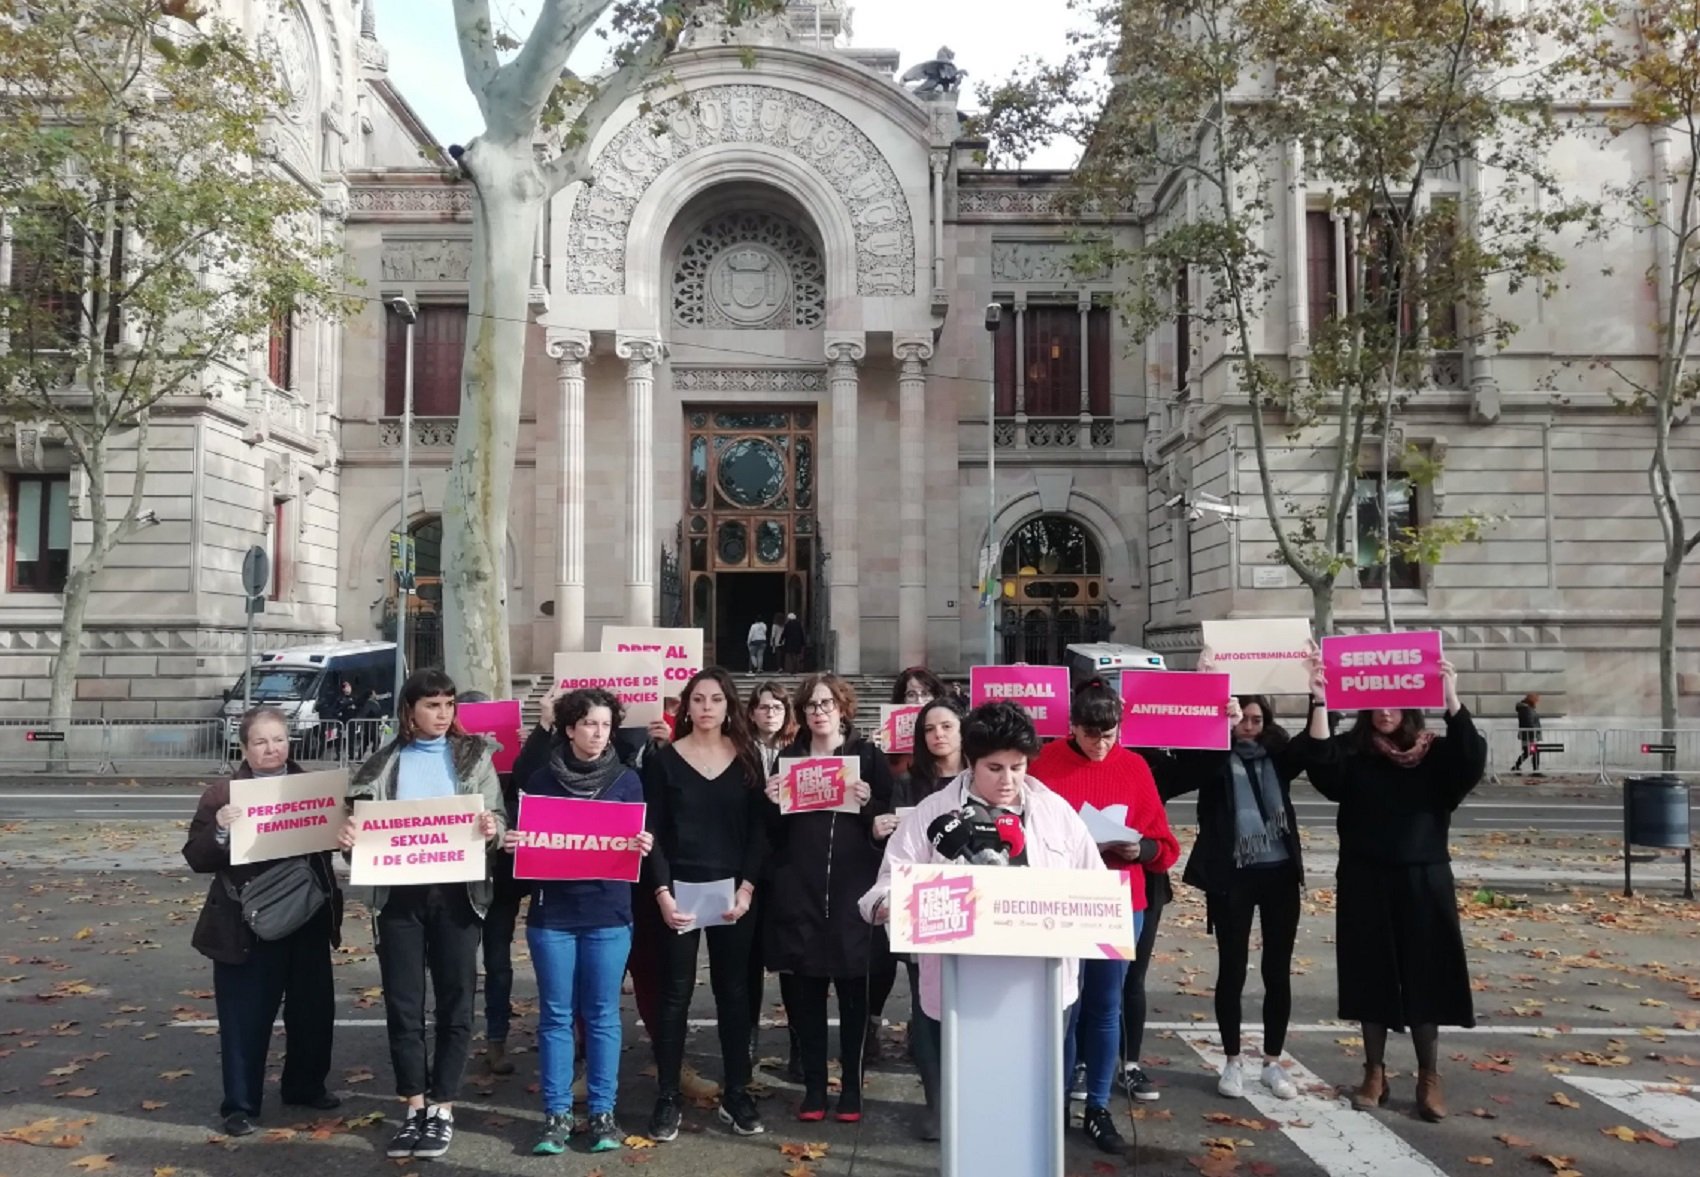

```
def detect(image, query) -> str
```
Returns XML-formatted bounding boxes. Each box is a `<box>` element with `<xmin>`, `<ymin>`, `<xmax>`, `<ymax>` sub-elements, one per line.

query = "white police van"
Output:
<box><xmin>1064</xmin><ymin>642</ymin><xmax>1167</xmax><ymax>692</ymax></box>
<box><xmin>219</xmin><ymin>641</ymin><xmax>398</xmax><ymax>754</ymax></box>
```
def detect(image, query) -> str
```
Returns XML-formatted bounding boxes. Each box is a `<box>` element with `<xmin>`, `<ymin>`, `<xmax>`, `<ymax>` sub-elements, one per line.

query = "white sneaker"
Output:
<box><xmin>1261</xmin><ymin>1059</ymin><xmax>1297</xmax><ymax>1100</ymax></box>
<box><xmin>1217</xmin><ymin>1056</ymin><xmax>1246</xmax><ymax>1098</ymax></box>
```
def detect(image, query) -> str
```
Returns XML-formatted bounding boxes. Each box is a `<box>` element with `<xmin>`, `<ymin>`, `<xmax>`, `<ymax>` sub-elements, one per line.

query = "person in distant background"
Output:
<box><xmin>781</xmin><ymin>613</ymin><xmax>807</xmax><ymax>672</ymax></box>
<box><xmin>747</xmin><ymin>617</ymin><xmax>769</xmax><ymax>673</ymax></box>
<box><xmin>1511</xmin><ymin>693</ymin><xmax>1543</xmax><ymax>777</ymax></box>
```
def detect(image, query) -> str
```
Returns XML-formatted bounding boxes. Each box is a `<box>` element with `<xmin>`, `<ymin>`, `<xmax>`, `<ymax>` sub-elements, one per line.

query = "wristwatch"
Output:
<box><xmin>1309</xmin><ymin>696</ymin><xmax>1328</xmax><ymax>711</ymax></box>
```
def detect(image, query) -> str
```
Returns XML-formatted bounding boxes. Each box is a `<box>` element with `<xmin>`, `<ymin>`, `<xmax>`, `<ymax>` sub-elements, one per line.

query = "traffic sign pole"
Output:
<box><xmin>240</xmin><ymin>545</ymin><xmax>270</xmax><ymax>714</ymax></box>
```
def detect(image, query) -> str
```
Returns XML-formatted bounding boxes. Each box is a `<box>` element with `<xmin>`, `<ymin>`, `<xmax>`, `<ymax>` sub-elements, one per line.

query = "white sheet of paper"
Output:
<box><xmin>671</xmin><ymin>878</ymin><xmax>736</xmax><ymax>930</ymax></box>
<box><xmin>1079</xmin><ymin>802</ymin><xmax>1141</xmax><ymax>847</ymax></box>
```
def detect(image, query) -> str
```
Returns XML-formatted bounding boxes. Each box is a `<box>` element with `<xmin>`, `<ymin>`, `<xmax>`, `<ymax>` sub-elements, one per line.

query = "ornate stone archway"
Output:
<box><xmin>563</xmin><ymin>84</ymin><xmax>916</xmax><ymax>297</ymax></box>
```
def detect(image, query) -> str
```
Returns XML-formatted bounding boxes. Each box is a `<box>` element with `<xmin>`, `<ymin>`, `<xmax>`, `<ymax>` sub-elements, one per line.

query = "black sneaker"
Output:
<box><xmin>413</xmin><ymin>1108</ymin><xmax>454</xmax><ymax>1160</ymax></box>
<box><xmin>221</xmin><ymin>1112</ymin><xmax>256</xmax><ymax>1138</ymax></box>
<box><xmin>1123</xmin><ymin>1063</ymin><xmax>1160</xmax><ymax>1102</ymax></box>
<box><xmin>532</xmin><ymin>1111</ymin><xmax>572</xmax><ymax>1156</ymax></box>
<box><xmin>717</xmin><ymin>1089</ymin><xmax>765</xmax><ymax>1136</ymax></box>
<box><xmin>586</xmin><ymin>1111</ymin><xmax>622</xmax><ymax>1153</ymax></box>
<box><xmin>385</xmin><ymin>1108</ymin><xmax>427</xmax><ymax>1158</ymax></box>
<box><xmin>648</xmin><ymin>1094</ymin><xmax>682</xmax><ymax>1143</ymax></box>
<box><xmin>1083</xmin><ymin>1104</ymin><xmax>1126</xmax><ymax>1154</ymax></box>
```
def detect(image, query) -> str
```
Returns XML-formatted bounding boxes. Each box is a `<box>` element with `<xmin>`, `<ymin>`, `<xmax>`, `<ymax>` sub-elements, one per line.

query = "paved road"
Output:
<box><xmin>1</xmin><ymin>777</ymin><xmax>1691</xmax><ymax>836</ymax></box>
<box><xmin>0</xmin><ymin>822</ymin><xmax>1695</xmax><ymax>1177</ymax></box>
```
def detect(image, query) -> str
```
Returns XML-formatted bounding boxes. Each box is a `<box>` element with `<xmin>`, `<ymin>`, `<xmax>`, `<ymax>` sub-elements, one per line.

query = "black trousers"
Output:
<box><xmin>745</xmin><ymin>888</ymin><xmax>769</xmax><ymax>1043</ymax></box>
<box><xmin>376</xmin><ymin>884</ymin><xmax>483</xmax><ymax>1102</ymax></box>
<box><xmin>654</xmin><ymin>915</ymin><xmax>756</xmax><ymax>1096</ymax></box>
<box><xmin>1207</xmin><ymin>867</ymin><xmax>1302</xmax><ymax>1056</ymax></box>
<box><xmin>481</xmin><ymin>886</ymin><xmax>522</xmax><ymax>1042</ymax></box>
<box><xmin>786</xmin><ymin>973</ymin><xmax>869</xmax><ymax>1095</ymax></box>
<box><xmin>212</xmin><ymin>904</ymin><xmax>336</xmax><ymax>1117</ymax></box>
<box><xmin>1120</xmin><ymin>885</ymin><xmax>1165</xmax><ymax>1063</ymax></box>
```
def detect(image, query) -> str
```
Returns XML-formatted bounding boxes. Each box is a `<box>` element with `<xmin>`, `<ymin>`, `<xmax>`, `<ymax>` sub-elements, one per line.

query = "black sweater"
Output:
<box><xmin>1290</xmin><ymin>708</ymin><xmax>1487</xmax><ymax>866</ymax></box>
<box><xmin>641</xmin><ymin>742</ymin><xmax>768</xmax><ymax>891</ymax></box>
<box><xmin>1144</xmin><ymin>739</ymin><xmax>1307</xmax><ymax>895</ymax></box>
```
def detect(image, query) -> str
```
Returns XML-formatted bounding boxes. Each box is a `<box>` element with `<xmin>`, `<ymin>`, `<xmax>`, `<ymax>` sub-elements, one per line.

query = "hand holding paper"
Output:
<box><xmin>1079</xmin><ymin>802</ymin><xmax>1143</xmax><ymax>849</ymax></box>
<box><xmin>670</xmin><ymin>878</ymin><xmax>736</xmax><ymax>930</ymax></box>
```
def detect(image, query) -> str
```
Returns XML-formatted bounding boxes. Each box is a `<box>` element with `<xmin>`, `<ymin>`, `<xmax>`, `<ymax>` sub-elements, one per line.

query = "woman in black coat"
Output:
<box><xmin>184</xmin><ymin>706</ymin><xmax>342</xmax><ymax>1138</ymax></box>
<box><xmin>1145</xmin><ymin>690</ymin><xmax>1306</xmax><ymax>1104</ymax></box>
<box><xmin>1292</xmin><ymin>656</ymin><xmax>1485</xmax><ymax>1123</ymax></box>
<box><xmin>763</xmin><ymin>673</ymin><xmax>895</xmax><ymax>1124</ymax></box>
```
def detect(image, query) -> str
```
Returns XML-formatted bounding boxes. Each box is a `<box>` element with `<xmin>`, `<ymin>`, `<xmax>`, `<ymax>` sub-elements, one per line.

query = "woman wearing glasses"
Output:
<box><xmin>763</xmin><ymin>673</ymin><xmax>896</xmax><ymax>1123</ymax></box>
<box><xmin>1030</xmin><ymin>679</ymin><xmax>1180</xmax><ymax>1155</ymax></box>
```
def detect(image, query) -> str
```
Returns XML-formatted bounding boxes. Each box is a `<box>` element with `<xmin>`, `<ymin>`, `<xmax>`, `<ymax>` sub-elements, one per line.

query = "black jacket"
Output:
<box><xmin>184</xmin><ymin>760</ymin><xmax>343</xmax><ymax>965</ymax></box>
<box><xmin>1145</xmin><ymin>740</ymin><xmax>1306</xmax><ymax>897</ymax></box>
<box><xmin>763</xmin><ymin>734</ymin><xmax>895</xmax><ymax>976</ymax></box>
<box><xmin>1515</xmin><ymin>701</ymin><xmax>1541</xmax><ymax>738</ymax></box>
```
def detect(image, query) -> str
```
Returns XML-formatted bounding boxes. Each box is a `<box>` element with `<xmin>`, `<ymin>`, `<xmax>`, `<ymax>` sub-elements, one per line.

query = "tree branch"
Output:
<box><xmin>543</xmin><ymin>35</ymin><xmax>668</xmax><ymax>195</ymax></box>
<box><xmin>452</xmin><ymin>0</ymin><xmax>501</xmax><ymax>116</ymax></box>
<box><xmin>486</xmin><ymin>0</ymin><xmax>612</xmax><ymax>141</ymax></box>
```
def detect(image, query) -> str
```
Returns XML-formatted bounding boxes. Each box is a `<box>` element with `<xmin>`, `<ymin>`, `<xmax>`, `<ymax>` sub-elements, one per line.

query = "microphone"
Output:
<box><xmin>927</xmin><ymin>809</ymin><xmax>975</xmax><ymax>862</ymax></box>
<box><xmin>995</xmin><ymin>812</ymin><xmax>1026</xmax><ymax>859</ymax></box>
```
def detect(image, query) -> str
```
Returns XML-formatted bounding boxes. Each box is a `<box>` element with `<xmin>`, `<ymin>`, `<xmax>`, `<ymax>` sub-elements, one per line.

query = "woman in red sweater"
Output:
<box><xmin>1031</xmin><ymin>679</ymin><xmax>1180</xmax><ymax>1152</ymax></box>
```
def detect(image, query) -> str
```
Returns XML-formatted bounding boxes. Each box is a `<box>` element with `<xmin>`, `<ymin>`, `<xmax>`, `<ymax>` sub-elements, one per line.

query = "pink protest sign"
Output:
<box><xmin>457</xmin><ymin>700</ymin><xmax>523</xmax><ymax>774</ymax></box>
<box><xmin>511</xmin><ymin>795</ymin><xmax>647</xmax><ymax>882</ymax></box>
<box><xmin>1118</xmin><ymin>670</ymin><xmax>1232</xmax><ymax>750</ymax></box>
<box><xmin>1321</xmin><ymin>630</ymin><xmax>1446</xmax><ymax>710</ymax></box>
<box><xmin>775</xmin><ymin>756</ymin><xmax>861</xmax><ymax>815</ymax></box>
<box><xmin>968</xmin><ymin>665</ymin><xmax>1070</xmax><ymax>739</ymax></box>
<box><xmin>879</xmin><ymin>704</ymin><xmax>922</xmax><ymax>754</ymax></box>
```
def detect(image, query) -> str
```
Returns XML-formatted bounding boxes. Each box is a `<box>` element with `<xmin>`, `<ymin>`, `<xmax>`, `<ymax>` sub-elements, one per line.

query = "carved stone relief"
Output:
<box><xmin>381</xmin><ymin>239</ymin><xmax>472</xmax><ymax>282</ymax></box>
<box><xmin>564</xmin><ymin>85</ymin><xmax>916</xmax><ymax>297</ymax></box>
<box><xmin>673</xmin><ymin>212</ymin><xmax>825</xmax><ymax>329</ymax></box>
<box><xmin>990</xmin><ymin>241</ymin><xmax>1105</xmax><ymax>282</ymax></box>
<box><xmin>672</xmin><ymin>367</ymin><xmax>826</xmax><ymax>393</ymax></box>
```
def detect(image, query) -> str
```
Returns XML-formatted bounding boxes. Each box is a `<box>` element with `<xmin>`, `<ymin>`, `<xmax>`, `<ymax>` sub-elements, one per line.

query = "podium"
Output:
<box><xmin>888</xmin><ymin>864</ymin><xmax>1137</xmax><ymax>1177</ymax></box>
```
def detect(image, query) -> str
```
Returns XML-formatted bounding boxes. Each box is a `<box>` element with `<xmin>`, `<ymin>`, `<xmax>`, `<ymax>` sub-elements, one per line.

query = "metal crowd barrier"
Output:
<box><xmin>0</xmin><ymin>716</ymin><xmax>398</xmax><ymax>776</ymax></box>
<box><xmin>1602</xmin><ymin>727</ymin><xmax>1700</xmax><ymax>779</ymax></box>
<box><xmin>1484</xmin><ymin>725</ymin><xmax>1607</xmax><ymax>786</ymax></box>
<box><xmin>0</xmin><ymin>717</ymin><xmax>112</xmax><ymax>774</ymax></box>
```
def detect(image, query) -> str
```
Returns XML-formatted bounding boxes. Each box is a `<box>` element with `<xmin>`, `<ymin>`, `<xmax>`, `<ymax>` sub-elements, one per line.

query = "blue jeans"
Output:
<box><xmin>528</xmin><ymin>923</ymin><xmax>632</xmax><ymax>1116</ymax></box>
<box><xmin>1065</xmin><ymin>911</ymin><xmax>1142</xmax><ymax>1108</ymax></box>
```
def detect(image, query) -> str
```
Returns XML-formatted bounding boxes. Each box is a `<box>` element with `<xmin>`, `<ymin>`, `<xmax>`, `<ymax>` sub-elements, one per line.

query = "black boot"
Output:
<box><xmin>786</xmin><ymin>1026</ymin><xmax>804</xmax><ymax>1084</ymax></box>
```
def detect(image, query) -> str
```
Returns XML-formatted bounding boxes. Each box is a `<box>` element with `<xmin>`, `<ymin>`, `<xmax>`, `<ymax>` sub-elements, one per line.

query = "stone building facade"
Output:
<box><xmin>3</xmin><ymin>1</ymin><xmax>1695</xmax><ymax>729</ymax></box>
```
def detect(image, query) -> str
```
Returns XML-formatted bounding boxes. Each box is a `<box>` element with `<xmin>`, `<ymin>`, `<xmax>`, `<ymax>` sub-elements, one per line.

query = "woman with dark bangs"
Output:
<box><xmin>642</xmin><ymin>668</ymin><xmax>770</xmax><ymax>1143</ymax></box>
<box><xmin>1293</xmin><ymin>655</ymin><xmax>1484</xmax><ymax>1123</ymax></box>
<box><xmin>341</xmin><ymin>669</ymin><xmax>505</xmax><ymax>1162</ymax></box>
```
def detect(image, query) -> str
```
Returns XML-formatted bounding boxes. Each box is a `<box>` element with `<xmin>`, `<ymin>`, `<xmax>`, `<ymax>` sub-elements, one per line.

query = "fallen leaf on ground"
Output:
<box><xmin>153</xmin><ymin>1167</ymin><xmax>177</xmax><ymax>1177</ymax></box>
<box><xmin>1549</xmin><ymin>1092</ymin><xmax>1580</xmax><ymax>1109</ymax></box>
<box><xmin>1495</xmin><ymin>1133</ymin><xmax>1534</xmax><ymax>1149</ymax></box>
<box><xmin>1638</xmin><ymin>1130</ymin><xmax>1678</xmax><ymax>1147</ymax></box>
<box><xmin>55</xmin><ymin>1088</ymin><xmax>97</xmax><ymax>1099</ymax></box>
<box><xmin>157</xmin><ymin>1069</ymin><xmax>191</xmax><ymax>1081</ymax></box>
<box><xmin>779</xmin><ymin>1142</ymin><xmax>829</xmax><ymax>1160</ymax></box>
<box><xmin>623</xmin><ymin>1134</ymin><xmax>657</xmax><ymax>1149</ymax></box>
<box><xmin>68</xmin><ymin>1157</ymin><xmax>113</xmax><ymax>1171</ymax></box>
<box><xmin>1466</xmin><ymin>1159</ymin><xmax>1494</xmax><ymax>1167</ymax></box>
<box><xmin>1600</xmin><ymin>1125</ymin><xmax>1638</xmax><ymax>1142</ymax></box>
<box><xmin>139</xmin><ymin>1101</ymin><xmax>166</xmax><ymax>1112</ymax></box>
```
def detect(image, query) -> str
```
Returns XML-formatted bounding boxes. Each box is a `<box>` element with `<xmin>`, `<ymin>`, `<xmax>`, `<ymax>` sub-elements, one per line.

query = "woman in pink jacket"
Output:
<box><xmin>859</xmin><ymin>701</ymin><xmax>1103</xmax><ymax>1140</ymax></box>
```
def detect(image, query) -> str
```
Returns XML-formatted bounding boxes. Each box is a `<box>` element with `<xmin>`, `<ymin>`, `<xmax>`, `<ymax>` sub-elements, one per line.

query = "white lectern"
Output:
<box><xmin>888</xmin><ymin>864</ymin><xmax>1137</xmax><ymax>1177</ymax></box>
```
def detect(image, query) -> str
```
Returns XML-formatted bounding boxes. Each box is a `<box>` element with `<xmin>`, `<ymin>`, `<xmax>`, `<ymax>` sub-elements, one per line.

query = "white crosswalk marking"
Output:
<box><xmin>1183</xmin><ymin>1035</ymin><xmax>1449</xmax><ymax>1176</ymax></box>
<box><xmin>1558</xmin><ymin>1076</ymin><xmax>1700</xmax><ymax>1140</ymax></box>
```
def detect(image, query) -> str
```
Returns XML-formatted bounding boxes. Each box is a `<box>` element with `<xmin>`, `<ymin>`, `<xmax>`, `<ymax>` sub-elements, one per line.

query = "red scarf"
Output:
<box><xmin>1372</xmin><ymin>728</ymin><xmax>1435</xmax><ymax>767</ymax></box>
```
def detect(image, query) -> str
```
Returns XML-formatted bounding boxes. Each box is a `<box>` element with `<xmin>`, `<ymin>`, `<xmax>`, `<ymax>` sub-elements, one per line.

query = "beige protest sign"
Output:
<box><xmin>887</xmin><ymin>863</ymin><xmax>1136</xmax><ymax>960</ymax></box>
<box><xmin>349</xmin><ymin>795</ymin><xmax>487</xmax><ymax>886</ymax></box>
<box><xmin>1201</xmin><ymin>617</ymin><xmax>1315</xmax><ymax>695</ymax></box>
<box><xmin>599</xmin><ymin>626</ymin><xmax>704</xmax><ymax>698</ymax></box>
<box><xmin>228</xmin><ymin>768</ymin><xmax>347</xmax><ymax>865</ymax></box>
<box><xmin>554</xmin><ymin>650</ymin><xmax>665</xmax><ymax>726</ymax></box>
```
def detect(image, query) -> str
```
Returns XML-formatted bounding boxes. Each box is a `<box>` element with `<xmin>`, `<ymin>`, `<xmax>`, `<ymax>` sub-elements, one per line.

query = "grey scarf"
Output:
<box><xmin>545</xmin><ymin>740</ymin><xmax>627</xmax><ymax>799</ymax></box>
<box><xmin>1228</xmin><ymin>739</ymin><xmax>1291</xmax><ymax>868</ymax></box>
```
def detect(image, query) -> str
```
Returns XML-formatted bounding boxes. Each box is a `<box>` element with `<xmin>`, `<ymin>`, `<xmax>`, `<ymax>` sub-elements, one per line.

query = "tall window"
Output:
<box><xmin>1305</xmin><ymin>210</ymin><xmax>1339</xmax><ymax>334</ymax></box>
<box><xmin>384</xmin><ymin>304</ymin><xmax>467</xmax><ymax>416</ymax></box>
<box><xmin>267</xmin><ymin>308</ymin><xmax>294</xmax><ymax>390</ymax></box>
<box><xmin>1305</xmin><ymin>207</ymin><xmax>1459</xmax><ymax>346</ymax></box>
<box><xmin>1174</xmin><ymin>266</ymin><xmax>1191</xmax><ymax>391</ymax></box>
<box><xmin>992</xmin><ymin>304</ymin><xmax>1112</xmax><ymax>417</ymax></box>
<box><xmin>7</xmin><ymin>474</ymin><xmax>71</xmax><ymax>593</ymax></box>
<box><xmin>268</xmin><ymin>500</ymin><xmax>287</xmax><ymax>601</ymax></box>
<box><xmin>9</xmin><ymin>211</ymin><xmax>85</xmax><ymax>351</ymax></box>
<box><xmin>1354</xmin><ymin>474</ymin><xmax>1420</xmax><ymax>589</ymax></box>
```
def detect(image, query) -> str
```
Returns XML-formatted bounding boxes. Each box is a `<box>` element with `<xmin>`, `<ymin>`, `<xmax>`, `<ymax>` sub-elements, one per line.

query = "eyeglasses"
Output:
<box><xmin>902</xmin><ymin>690</ymin><xmax>933</xmax><ymax>704</ymax></box>
<box><xmin>804</xmin><ymin>699</ymin><xmax>838</xmax><ymax>714</ymax></box>
<box><xmin>754</xmin><ymin>702</ymin><xmax>786</xmax><ymax>713</ymax></box>
<box><xmin>1076</xmin><ymin>727</ymin><xmax>1118</xmax><ymax>744</ymax></box>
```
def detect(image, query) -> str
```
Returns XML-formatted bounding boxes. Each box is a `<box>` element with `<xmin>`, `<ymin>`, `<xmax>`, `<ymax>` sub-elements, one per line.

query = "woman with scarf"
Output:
<box><xmin>1030</xmin><ymin>679</ymin><xmax>1179</xmax><ymax>1154</ymax></box>
<box><xmin>1293</xmin><ymin>655</ymin><xmax>1484</xmax><ymax>1123</ymax></box>
<box><xmin>1144</xmin><ymin>673</ymin><xmax>1306</xmax><ymax>1103</ymax></box>
<box><xmin>504</xmin><ymin>688</ymin><xmax>653</xmax><ymax>1156</ymax></box>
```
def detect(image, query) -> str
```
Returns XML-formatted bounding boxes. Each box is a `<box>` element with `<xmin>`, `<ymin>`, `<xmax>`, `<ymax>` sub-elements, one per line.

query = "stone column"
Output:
<box><xmin>1077</xmin><ymin>293</ymin><xmax>1093</xmax><ymax>450</ymax></box>
<box><xmin>826</xmin><ymin>334</ymin><xmax>866</xmax><ymax>673</ymax></box>
<box><xmin>1013</xmin><ymin>300</ymin><xmax>1028</xmax><ymax>449</ymax></box>
<box><xmin>896</xmin><ymin>335</ymin><xmax>933</xmax><ymax>667</ymax></box>
<box><xmin>547</xmin><ymin>330</ymin><xmax>591</xmax><ymax>652</ymax></box>
<box><xmin>617</xmin><ymin>334</ymin><xmax>662</xmax><ymax>626</ymax></box>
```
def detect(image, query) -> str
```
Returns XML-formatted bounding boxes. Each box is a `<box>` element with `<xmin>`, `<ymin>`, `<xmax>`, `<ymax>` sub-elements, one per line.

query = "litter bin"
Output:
<box><xmin>1622</xmin><ymin>775</ymin><xmax>1694</xmax><ymax>899</ymax></box>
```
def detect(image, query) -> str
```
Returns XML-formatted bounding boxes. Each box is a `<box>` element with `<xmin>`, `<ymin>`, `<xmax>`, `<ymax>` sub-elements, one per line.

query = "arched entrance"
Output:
<box><xmin>999</xmin><ymin>515</ymin><xmax>1110</xmax><ymax>665</ymax></box>
<box><xmin>381</xmin><ymin>516</ymin><xmax>444</xmax><ymax>671</ymax></box>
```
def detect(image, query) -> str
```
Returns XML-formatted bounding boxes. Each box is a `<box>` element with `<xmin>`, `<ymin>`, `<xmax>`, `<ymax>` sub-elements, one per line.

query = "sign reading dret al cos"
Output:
<box><xmin>887</xmin><ymin>864</ymin><xmax>1136</xmax><ymax>960</ymax></box>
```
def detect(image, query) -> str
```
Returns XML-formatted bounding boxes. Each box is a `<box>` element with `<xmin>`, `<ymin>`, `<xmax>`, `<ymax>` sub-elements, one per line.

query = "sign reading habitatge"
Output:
<box><xmin>349</xmin><ymin>795</ymin><xmax>486</xmax><ymax>886</ymax></box>
<box><xmin>887</xmin><ymin>863</ymin><xmax>1136</xmax><ymax>960</ymax></box>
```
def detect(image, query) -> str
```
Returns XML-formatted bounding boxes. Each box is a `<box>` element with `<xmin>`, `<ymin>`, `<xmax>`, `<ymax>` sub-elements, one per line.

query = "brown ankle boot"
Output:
<box><xmin>1350</xmin><ymin>1064</ymin><xmax>1389</xmax><ymax>1111</ymax></box>
<box><xmin>1416</xmin><ymin>1069</ymin><xmax>1446</xmax><ymax>1121</ymax></box>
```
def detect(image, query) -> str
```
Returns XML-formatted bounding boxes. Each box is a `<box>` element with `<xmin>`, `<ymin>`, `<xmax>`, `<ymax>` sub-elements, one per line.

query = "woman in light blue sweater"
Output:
<box><xmin>342</xmin><ymin>669</ymin><xmax>504</xmax><ymax>1162</ymax></box>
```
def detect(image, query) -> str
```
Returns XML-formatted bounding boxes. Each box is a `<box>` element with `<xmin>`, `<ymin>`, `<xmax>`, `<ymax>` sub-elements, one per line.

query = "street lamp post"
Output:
<box><xmin>984</xmin><ymin>303</ymin><xmax>1001</xmax><ymax>667</ymax></box>
<box><xmin>386</xmin><ymin>297</ymin><xmax>418</xmax><ymax>712</ymax></box>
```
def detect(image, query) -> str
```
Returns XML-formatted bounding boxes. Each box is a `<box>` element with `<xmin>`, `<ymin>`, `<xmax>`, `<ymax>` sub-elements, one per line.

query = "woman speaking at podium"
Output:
<box><xmin>858</xmin><ymin>701</ymin><xmax>1102</xmax><ymax>1141</ymax></box>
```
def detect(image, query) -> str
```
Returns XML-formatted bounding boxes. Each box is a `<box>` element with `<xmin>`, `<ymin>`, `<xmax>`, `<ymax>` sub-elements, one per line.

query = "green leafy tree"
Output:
<box><xmin>441</xmin><ymin>0</ymin><xmax>782</xmax><ymax>696</ymax></box>
<box><xmin>980</xmin><ymin>0</ymin><xmax>1592</xmax><ymax>634</ymax></box>
<box><xmin>1571</xmin><ymin>1</ymin><xmax>1700</xmax><ymax>733</ymax></box>
<box><xmin>0</xmin><ymin>0</ymin><xmax>347</xmax><ymax>724</ymax></box>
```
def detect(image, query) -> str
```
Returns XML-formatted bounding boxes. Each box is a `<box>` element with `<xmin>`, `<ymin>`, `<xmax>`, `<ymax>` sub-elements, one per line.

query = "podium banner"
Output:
<box><xmin>888</xmin><ymin>864</ymin><xmax>1136</xmax><ymax>960</ymax></box>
